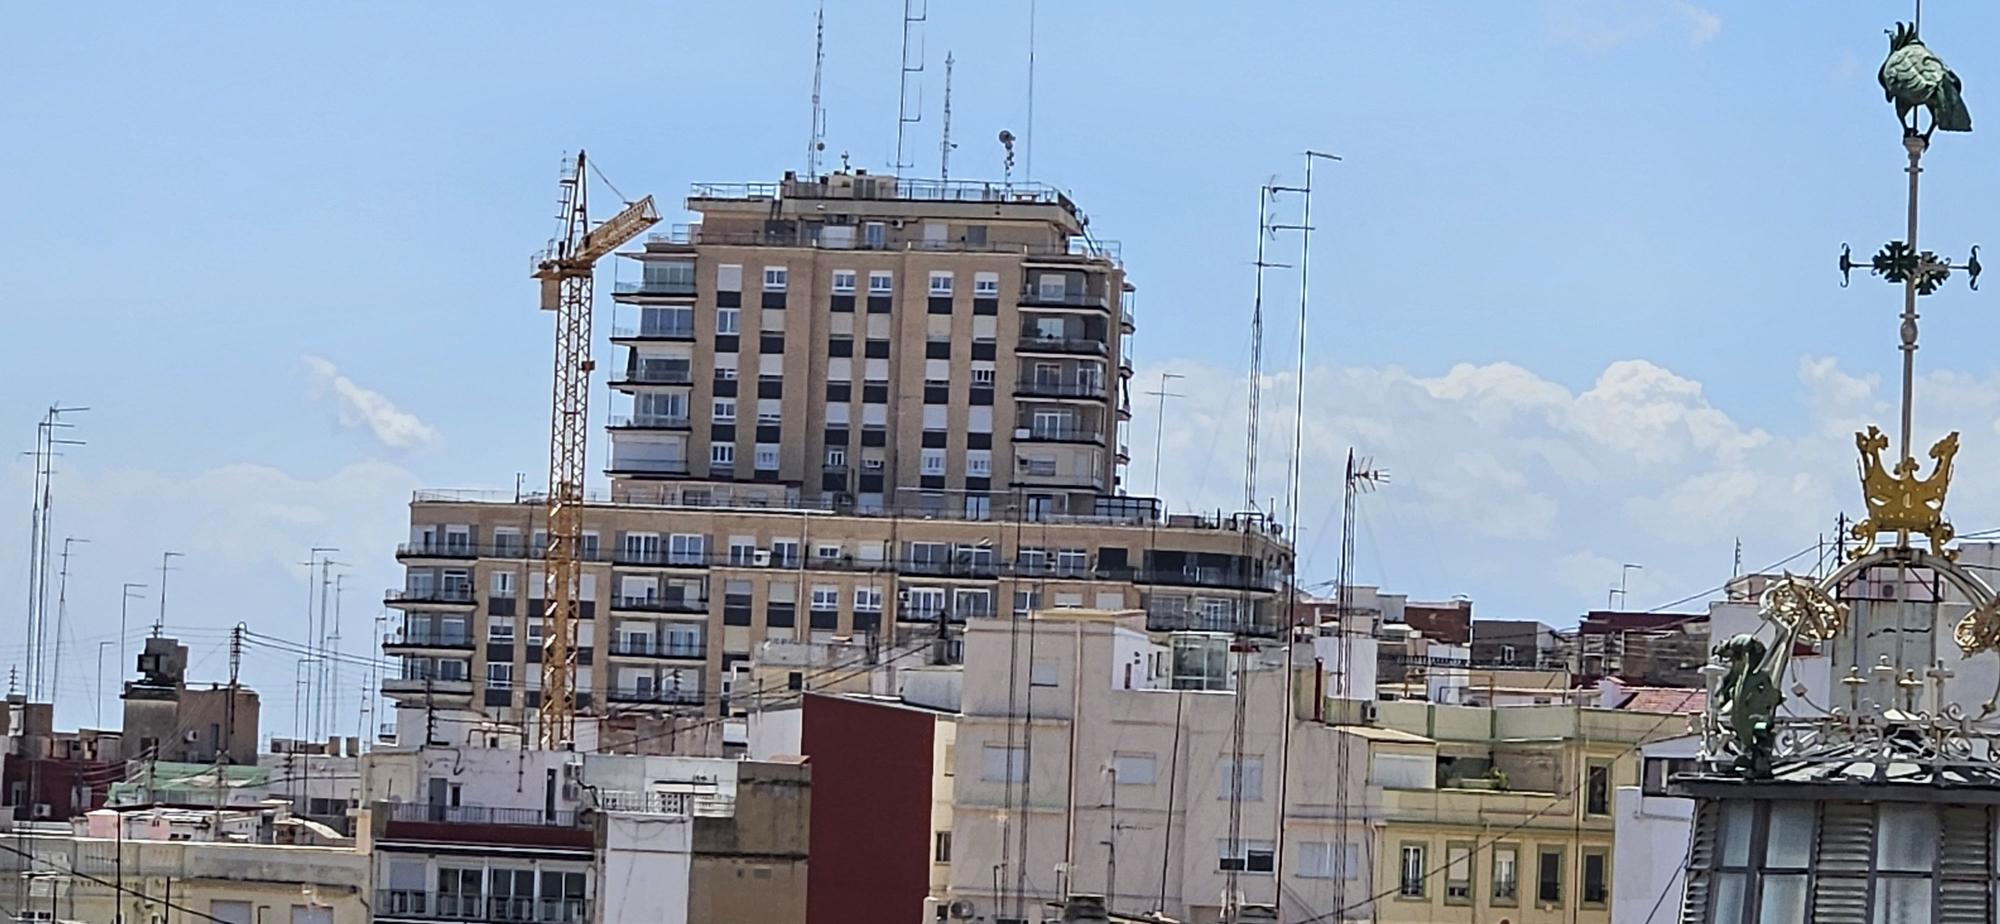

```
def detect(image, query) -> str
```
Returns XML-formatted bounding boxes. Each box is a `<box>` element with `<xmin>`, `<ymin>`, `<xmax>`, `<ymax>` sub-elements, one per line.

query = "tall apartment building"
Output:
<box><xmin>607</xmin><ymin>170</ymin><xmax>1134</xmax><ymax>517</ymax></box>
<box><xmin>383</xmin><ymin>171</ymin><xmax>1290</xmax><ymax>732</ymax></box>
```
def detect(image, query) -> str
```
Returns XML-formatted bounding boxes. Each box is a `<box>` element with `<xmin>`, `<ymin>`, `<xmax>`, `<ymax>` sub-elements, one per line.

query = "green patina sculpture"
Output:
<box><xmin>1881</xmin><ymin>21</ymin><xmax>1971</xmax><ymax>136</ymax></box>
<box><xmin>1713</xmin><ymin>634</ymin><xmax>1782</xmax><ymax>779</ymax></box>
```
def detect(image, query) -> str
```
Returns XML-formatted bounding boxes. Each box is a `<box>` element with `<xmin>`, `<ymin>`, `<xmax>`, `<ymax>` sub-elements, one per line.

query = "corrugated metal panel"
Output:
<box><xmin>1680</xmin><ymin>802</ymin><xmax>1717</xmax><ymax>924</ymax></box>
<box><xmin>1811</xmin><ymin>802</ymin><xmax>1874</xmax><ymax>924</ymax></box>
<box><xmin>1940</xmin><ymin>804</ymin><xmax>1992</xmax><ymax>924</ymax></box>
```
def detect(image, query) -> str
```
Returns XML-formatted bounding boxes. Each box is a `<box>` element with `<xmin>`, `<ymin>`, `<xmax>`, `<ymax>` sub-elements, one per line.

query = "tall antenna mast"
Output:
<box><xmin>1245</xmin><ymin>183</ymin><xmax>1289</xmax><ymax>512</ymax></box>
<box><xmin>893</xmin><ymin>0</ymin><xmax>927</xmax><ymax>172</ymax></box>
<box><xmin>1025</xmin><ymin>0</ymin><xmax>1037</xmax><ymax>181</ymax></box>
<box><xmin>806</xmin><ymin>0</ymin><xmax>827</xmax><ymax>178</ymax></box>
<box><xmin>939</xmin><ymin>52</ymin><xmax>957</xmax><ymax>180</ymax></box>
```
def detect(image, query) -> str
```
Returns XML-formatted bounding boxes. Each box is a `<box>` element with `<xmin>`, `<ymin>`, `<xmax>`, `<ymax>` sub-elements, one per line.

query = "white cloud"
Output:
<box><xmin>1548</xmin><ymin>1</ymin><xmax>1721</xmax><ymax>50</ymax></box>
<box><xmin>1132</xmin><ymin>354</ymin><xmax>2000</xmax><ymax>622</ymax></box>
<box><xmin>304</xmin><ymin>355</ymin><xmax>441</xmax><ymax>451</ymax></box>
<box><xmin>1675</xmin><ymin>3</ymin><xmax>1722</xmax><ymax>45</ymax></box>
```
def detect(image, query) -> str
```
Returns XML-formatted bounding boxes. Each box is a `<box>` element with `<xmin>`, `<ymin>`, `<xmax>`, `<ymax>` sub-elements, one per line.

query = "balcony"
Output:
<box><xmin>606</xmin><ymin>686</ymin><xmax>706</xmax><ymax>706</ymax></box>
<box><xmin>375</xmin><ymin>891</ymin><xmax>591</xmax><ymax>924</ymax></box>
<box><xmin>385</xmin><ymin>586</ymin><xmax>475</xmax><ymax>607</ymax></box>
<box><xmin>611</xmin><ymin>549</ymin><xmax>710</xmax><ymax>569</ymax></box>
<box><xmin>380</xmin><ymin>676</ymin><xmax>473</xmax><ymax>698</ymax></box>
<box><xmin>606</xmin><ymin>639</ymin><xmax>708</xmax><ymax>660</ymax></box>
<box><xmin>394</xmin><ymin>541</ymin><xmax>479</xmax><ymax>561</ymax></box>
<box><xmin>1013</xmin><ymin>380</ymin><xmax>1107</xmax><ymax>400</ymax></box>
<box><xmin>1144</xmin><ymin>608</ymin><xmax>1281</xmax><ymax>638</ymax></box>
<box><xmin>382</xmin><ymin>630</ymin><xmax>475</xmax><ymax>652</ymax></box>
<box><xmin>379</xmin><ymin>801</ymin><xmax>581</xmax><ymax>827</ymax></box>
<box><xmin>610</xmin><ymin>366</ymin><xmax>695</xmax><ymax>387</ymax></box>
<box><xmin>1013</xmin><ymin>424</ymin><xmax>1106</xmax><ymax>444</ymax></box>
<box><xmin>609</xmin><ymin>595</ymin><xmax>709</xmax><ymax>615</ymax></box>
<box><xmin>613</xmin><ymin>277</ymin><xmax>696</xmax><ymax>298</ymax></box>
<box><xmin>1016</xmin><ymin>335</ymin><xmax>1108</xmax><ymax>357</ymax></box>
<box><xmin>607</xmin><ymin>414</ymin><xmax>693</xmax><ymax>430</ymax></box>
<box><xmin>1018</xmin><ymin>285</ymin><xmax>1111</xmax><ymax>310</ymax></box>
<box><xmin>603</xmin><ymin>458</ymin><xmax>691</xmax><ymax>477</ymax></box>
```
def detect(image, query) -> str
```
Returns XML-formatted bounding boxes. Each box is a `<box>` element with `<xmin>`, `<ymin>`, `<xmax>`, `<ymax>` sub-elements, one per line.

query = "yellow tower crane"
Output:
<box><xmin>532</xmin><ymin>151</ymin><xmax>658</xmax><ymax>749</ymax></box>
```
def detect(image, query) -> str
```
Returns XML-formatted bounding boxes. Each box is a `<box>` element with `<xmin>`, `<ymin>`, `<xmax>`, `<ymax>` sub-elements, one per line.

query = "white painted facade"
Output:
<box><xmin>1611</xmin><ymin>734</ymin><xmax>1700</xmax><ymax>924</ymax></box>
<box><xmin>599</xmin><ymin>811</ymin><xmax>695</xmax><ymax>924</ymax></box>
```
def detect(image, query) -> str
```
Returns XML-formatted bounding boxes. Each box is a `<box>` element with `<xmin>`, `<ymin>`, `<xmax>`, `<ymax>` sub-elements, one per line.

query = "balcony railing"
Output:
<box><xmin>607</xmin><ymin>415</ymin><xmax>692</xmax><ymax>429</ymax></box>
<box><xmin>609</xmin><ymin>323</ymin><xmax>697</xmax><ymax>340</ymax></box>
<box><xmin>609</xmin><ymin>595</ymin><xmax>709</xmax><ymax>614</ymax></box>
<box><xmin>606</xmin><ymin>687</ymin><xmax>706</xmax><ymax>705</ymax></box>
<box><xmin>1016</xmin><ymin>335</ymin><xmax>1108</xmax><ymax>356</ymax></box>
<box><xmin>1019</xmin><ymin>286</ymin><xmax>1111</xmax><ymax>309</ymax></box>
<box><xmin>381</xmin><ymin>676</ymin><xmax>472</xmax><ymax>695</ymax></box>
<box><xmin>379</xmin><ymin>801</ymin><xmax>580</xmax><ymax>827</ymax></box>
<box><xmin>375</xmin><ymin>891</ymin><xmax>591</xmax><ymax>924</ymax></box>
<box><xmin>394</xmin><ymin>541</ymin><xmax>479</xmax><ymax>559</ymax></box>
<box><xmin>604</xmin><ymin>458</ymin><xmax>691</xmax><ymax>476</ymax></box>
<box><xmin>386</xmin><ymin>586</ymin><xmax>475</xmax><ymax>605</ymax></box>
<box><xmin>612</xmin><ymin>278</ymin><xmax>696</xmax><ymax>297</ymax></box>
<box><xmin>611</xmin><ymin>548</ymin><xmax>710</xmax><ymax>567</ymax></box>
<box><xmin>611</xmin><ymin>367</ymin><xmax>695</xmax><ymax>386</ymax></box>
<box><xmin>606</xmin><ymin>639</ymin><xmax>707</xmax><ymax>660</ymax></box>
<box><xmin>1144</xmin><ymin>609</ymin><xmax>1281</xmax><ymax>638</ymax></box>
<box><xmin>595</xmin><ymin>789</ymin><xmax>735</xmax><ymax>817</ymax></box>
<box><xmin>1014</xmin><ymin>381</ymin><xmax>1107</xmax><ymax>399</ymax></box>
<box><xmin>383</xmin><ymin>630</ymin><xmax>475</xmax><ymax>649</ymax></box>
<box><xmin>1015</xmin><ymin>425</ymin><xmax>1106</xmax><ymax>443</ymax></box>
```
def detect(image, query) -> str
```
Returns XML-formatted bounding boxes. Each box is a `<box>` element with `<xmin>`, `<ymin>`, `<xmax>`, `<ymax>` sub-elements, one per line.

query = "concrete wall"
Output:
<box><xmin>1610</xmin><ymin>736</ymin><xmax>1698</xmax><ymax>924</ymax></box>
<box><xmin>688</xmin><ymin>760</ymin><xmax>809</xmax><ymax>924</ymax></box>
<box><xmin>600</xmin><ymin>811</ymin><xmax>694</xmax><ymax>924</ymax></box>
<box><xmin>0</xmin><ymin>835</ymin><xmax>368</xmax><ymax>924</ymax></box>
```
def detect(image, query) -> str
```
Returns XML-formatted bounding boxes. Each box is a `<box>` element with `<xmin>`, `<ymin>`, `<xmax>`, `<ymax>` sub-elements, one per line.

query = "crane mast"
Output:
<box><xmin>532</xmin><ymin>151</ymin><xmax>658</xmax><ymax>749</ymax></box>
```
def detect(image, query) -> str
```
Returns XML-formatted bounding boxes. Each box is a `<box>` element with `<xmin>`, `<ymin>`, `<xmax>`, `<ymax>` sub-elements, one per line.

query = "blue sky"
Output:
<box><xmin>5</xmin><ymin>1</ymin><xmax>2000</xmax><ymax>730</ymax></box>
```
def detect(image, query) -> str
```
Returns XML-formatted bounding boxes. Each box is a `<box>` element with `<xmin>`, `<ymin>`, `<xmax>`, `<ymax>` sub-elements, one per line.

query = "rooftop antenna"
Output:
<box><xmin>939</xmin><ymin>51</ymin><xmax>957</xmax><ymax>180</ymax></box>
<box><xmin>23</xmin><ymin>403</ymin><xmax>86</xmax><ymax>702</ymax></box>
<box><xmin>1245</xmin><ymin>181</ymin><xmax>1291</xmax><ymax>515</ymax></box>
<box><xmin>1025</xmin><ymin>0</ymin><xmax>1037</xmax><ymax>181</ymax></box>
<box><xmin>999</xmin><ymin>130</ymin><xmax>1016</xmax><ymax>190</ymax></box>
<box><xmin>153</xmin><ymin>550</ymin><xmax>183</xmax><ymax>635</ymax></box>
<box><xmin>893</xmin><ymin>0</ymin><xmax>927</xmax><ymax>173</ymax></box>
<box><xmin>806</xmin><ymin>0</ymin><xmax>827</xmax><ymax>178</ymax></box>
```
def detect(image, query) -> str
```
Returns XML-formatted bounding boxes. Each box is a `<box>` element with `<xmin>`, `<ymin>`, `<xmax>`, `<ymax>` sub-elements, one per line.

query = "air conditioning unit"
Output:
<box><xmin>947</xmin><ymin>900</ymin><xmax>977</xmax><ymax>919</ymax></box>
<box><xmin>1361</xmin><ymin>702</ymin><xmax>1380</xmax><ymax>725</ymax></box>
<box><xmin>561</xmin><ymin>759</ymin><xmax>583</xmax><ymax>783</ymax></box>
<box><xmin>753</xmin><ymin>550</ymin><xmax>773</xmax><ymax>566</ymax></box>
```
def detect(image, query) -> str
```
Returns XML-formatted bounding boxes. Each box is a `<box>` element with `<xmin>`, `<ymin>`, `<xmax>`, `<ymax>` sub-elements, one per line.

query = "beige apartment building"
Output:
<box><xmin>608</xmin><ymin>170</ymin><xmax>1135</xmax><ymax>518</ymax></box>
<box><xmin>383</xmin><ymin>167</ymin><xmax>1288</xmax><ymax>728</ymax></box>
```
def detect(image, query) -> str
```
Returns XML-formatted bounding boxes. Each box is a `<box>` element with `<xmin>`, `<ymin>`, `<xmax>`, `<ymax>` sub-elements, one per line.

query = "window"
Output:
<box><xmin>864</xmin><ymin>223</ymin><xmax>887</xmax><ymax>250</ymax></box>
<box><xmin>755</xmin><ymin>444</ymin><xmax>779</xmax><ymax>470</ymax></box>
<box><xmin>810</xmin><ymin>585</ymin><xmax>840</xmax><ymax>610</ymax></box>
<box><xmin>1219</xmin><ymin>756</ymin><xmax>1263</xmax><ymax>801</ymax></box>
<box><xmin>921</xmin><ymin>449</ymin><xmax>945</xmax><ymax>475</ymax></box>
<box><xmin>974</xmin><ymin>272</ymin><xmax>999</xmax><ymax>297</ymax></box>
<box><xmin>1492</xmin><ymin>844</ymin><xmax>1518</xmax><ymax>904</ymax></box>
<box><xmin>934</xmin><ymin>830</ymin><xmax>952</xmax><ymax>863</ymax></box>
<box><xmin>1055</xmin><ymin>549</ymin><xmax>1088</xmax><ymax>576</ymax></box>
<box><xmin>713</xmin><ymin>398</ymin><xmax>736</xmax><ymax>422</ymax></box>
<box><xmin>490</xmin><ymin>570</ymin><xmax>515</xmax><ymax>598</ymax></box>
<box><xmin>1537</xmin><ymin>846</ymin><xmax>1563</xmax><ymax>906</ymax></box>
<box><xmin>854</xmin><ymin>586</ymin><xmax>884</xmax><ymax>612</ymax></box>
<box><xmin>717</xmin><ymin>307</ymin><xmax>740</xmax><ymax>334</ymax></box>
<box><xmin>929</xmin><ymin>272</ymin><xmax>953</xmax><ymax>295</ymax></box>
<box><xmin>966</xmin><ymin>450</ymin><xmax>991</xmax><ymax>476</ymax></box>
<box><xmin>1445</xmin><ymin>842</ymin><xmax>1474</xmax><ymax>904</ymax></box>
<box><xmin>1218</xmin><ymin>839</ymin><xmax>1276</xmax><ymax>874</ymax></box>
<box><xmin>763</xmin><ymin>266</ymin><xmax>788</xmax><ymax>290</ymax></box>
<box><xmin>1030</xmin><ymin>659</ymin><xmax>1060</xmax><ymax>687</ymax></box>
<box><xmin>1585</xmin><ymin>761</ymin><xmax>1611</xmax><ymax>815</ymax></box>
<box><xmin>825</xmin><ymin>447</ymin><xmax>846</xmax><ymax>468</ymax></box>
<box><xmin>711</xmin><ymin>443</ymin><xmax>734</xmax><ymax>466</ymax></box>
<box><xmin>1500</xmin><ymin>643</ymin><xmax>1517</xmax><ymax>665</ymax></box>
<box><xmin>832</xmin><ymin>270</ymin><xmax>857</xmax><ymax>293</ymax></box>
<box><xmin>1111</xmin><ymin>753</ymin><xmax>1156</xmax><ymax>785</ymax></box>
<box><xmin>1641</xmin><ymin>756</ymin><xmax>1696</xmax><ymax>796</ymax></box>
<box><xmin>868</xmin><ymin>270</ymin><xmax>893</xmax><ymax>294</ymax></box>
<box><xmin>964</xmin><ymin>495</ymin><xmax>990</xmax><ymax>520</ymax></box>
<box><xmin>1399</xmin><ymin>843</ymin><xmax>1427</xmax><ymax>898</ymax></box>
<box><xmin>981</xmin><ymin>744</ymin><xmax>1025</xmax><ymax>781</ymax></box>
<box><xmin>971</xmin><ymin>367</ymin><xmax>995</xmax><ymax>387</ymax></box>
<box><xmin>487</xmin><ymin>662</ymin><xmax>513</xmax><ymax>689</ymax></box>
<box><xmin>488</xmin><ymin>617</ymin><xmax>515</xmax><ymax>642</ymax></box>
<box><xmin>669</xmin><ymin>533</ymin><xmax>706</xmax><ymax>565</ymax></box>
<box><xmin>717</xmin><ymin>264</ymin><xmax>743</xmax><ymax>290</ymax></box>
<box><xmin>1581</xmin><ymin>848</ymin><xmax>1608</xmax><ymax>907</ymax></box>
<box><xmin>906</xmin><ymin>587</ymin><xmax>947</xmax><ymax>619</ymax></box>
<box><xmin>716</xmin><ymin>366</ymin><xmax>737</xmax><ymax>380</ymax></box>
